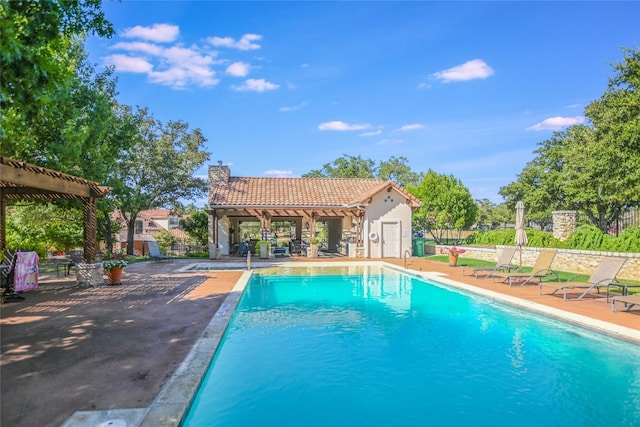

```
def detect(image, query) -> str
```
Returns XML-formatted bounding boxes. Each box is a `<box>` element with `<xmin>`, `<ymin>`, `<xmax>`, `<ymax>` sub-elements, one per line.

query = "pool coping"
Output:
<box><xmin>60</xmin><ymin>261</ymin><xmax>640</xmax><ymax>426</ymax></box>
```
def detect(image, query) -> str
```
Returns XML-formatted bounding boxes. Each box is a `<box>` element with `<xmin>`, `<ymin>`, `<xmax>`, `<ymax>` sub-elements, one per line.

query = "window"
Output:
<box><xmin>134</xmin><ymin>220</ymin><xmax>144</xmax><ymax>234</ymax></box>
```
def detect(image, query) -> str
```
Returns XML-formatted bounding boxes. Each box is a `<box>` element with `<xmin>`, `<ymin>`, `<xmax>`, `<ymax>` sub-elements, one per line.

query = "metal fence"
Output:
<box><xmin>577</xmin><ymin>208</ymin><xmax>639</xmax><ymax>236</ymax></box>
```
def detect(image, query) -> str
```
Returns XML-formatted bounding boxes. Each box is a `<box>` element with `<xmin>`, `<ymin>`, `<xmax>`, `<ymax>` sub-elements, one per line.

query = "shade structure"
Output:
<box><xmin>514</xmin><ymin>200</ymin><xmax>528</xmax><ymax>267</ymax></box>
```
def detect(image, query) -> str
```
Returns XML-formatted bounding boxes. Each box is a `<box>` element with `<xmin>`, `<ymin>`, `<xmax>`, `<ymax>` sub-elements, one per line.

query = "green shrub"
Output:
<box><xmin>466</xmin><ymin>225</ymin><xmax>638</xmax><ymax>253</ymax></box>
<box><xmin>602</xmin><ymin>227</ymin><xmax>640</xmax><ymax>252</ymax></box>
<box><xmin>185</xmin><ymin>251</ymin><xmax>209</xmax><ymax>258</ymax></box>
<box><xmin>566</xmin><ymin>224</ymin><xmax>611</xmax><ymax>250</ymax></box>
<box><xmin>466</xmin><ymin>229</ymin><xmax>564</xmax><ymax>248</ymax></box>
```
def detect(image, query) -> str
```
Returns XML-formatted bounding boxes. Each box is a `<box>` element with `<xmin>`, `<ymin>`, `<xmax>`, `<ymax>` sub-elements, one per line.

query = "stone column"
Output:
<box><xmin>552</xmin><ymin>210</ymin><xmax>577</xmax><ymax>241</ymax></box>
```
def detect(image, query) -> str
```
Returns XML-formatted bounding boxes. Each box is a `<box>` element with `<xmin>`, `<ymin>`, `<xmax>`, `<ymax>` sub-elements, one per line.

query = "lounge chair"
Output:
<box><xmin>147</xmin><ymin>241</ymin><xmax>170</xmax><ymax>262</ymax></box>
<box><xmin>611</xmin><ymin>295</ymin><xmax>640</xmax><ymax>312</ymax></box>
<box><xmin>491</xmin><ymin>249</ymin><xmax>559</xmax><ymax>286</ymax></box>
<box><xmin>463</xmin><ymin>246</ymin><xmax>518</xmax><ymax>278</ymax></box>
<box><xmin>540</xmin><ymin>256</ymin><xmax>627</xmax><ymax>301</ymax></box>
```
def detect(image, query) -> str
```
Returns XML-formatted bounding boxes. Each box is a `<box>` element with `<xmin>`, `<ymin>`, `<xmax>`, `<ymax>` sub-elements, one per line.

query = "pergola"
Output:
<box><xmin>0</xmin><ymin>157</ymin><xmax>110</xmax><ymax>263</ymax></box>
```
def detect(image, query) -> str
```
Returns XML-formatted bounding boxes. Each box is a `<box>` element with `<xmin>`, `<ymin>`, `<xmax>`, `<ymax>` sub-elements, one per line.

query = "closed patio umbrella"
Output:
<box><xmin>515</xmin><ymin>200</ymin><xmax>528</xmax><ymax>267</ymax></box>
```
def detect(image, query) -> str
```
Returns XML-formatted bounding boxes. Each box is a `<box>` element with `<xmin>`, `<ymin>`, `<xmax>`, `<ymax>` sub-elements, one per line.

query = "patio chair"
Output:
<box><xmin>1</xmin><ymin>250</ymin><xmax>24</xmax><ymax>303</ymax></box>
<box><xmin>540</xmin><ymin>256</ymin><xmax>627</xmax><ymax>301</ymax></box>
<box><xmin>491</xmin><ymin>249</ymin><xmax>559</xmax><ymax>286</ymax></box>
<box><xmin>463</xmin><ymin>246</ymin><xmax>518</xmax><ymax>278</ymax></box>
<box><xmin>147</xmin><ymin>241</ymin><xmax>170</xmax><ymax>262</ymax></box>
<box><xmin>64</xmin><ymin>249</ymin><xmax>84</xmax><ymax>275</ymax></box>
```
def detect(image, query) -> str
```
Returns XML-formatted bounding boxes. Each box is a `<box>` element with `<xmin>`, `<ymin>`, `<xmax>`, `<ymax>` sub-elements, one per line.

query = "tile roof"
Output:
<box><xmin>210</xmin><ymin>177</ymin><xmax>421</xmax><ymax>208</ymax></box>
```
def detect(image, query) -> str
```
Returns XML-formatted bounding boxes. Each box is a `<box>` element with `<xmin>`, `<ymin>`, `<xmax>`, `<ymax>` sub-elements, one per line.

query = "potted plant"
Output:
<box><xmin>440</xmin><ymin>246</ymin><xmax>466</xmax><ymax>267</ymax></box>
<box><xmin>102</xmin><ymin>253</ymin><xmax>128</xmax><ymax>285</ymax></box>
<box><xmin>307</xmin><ymin>236</ymin><xmax>320</xmax><ymax>257</ymax></box>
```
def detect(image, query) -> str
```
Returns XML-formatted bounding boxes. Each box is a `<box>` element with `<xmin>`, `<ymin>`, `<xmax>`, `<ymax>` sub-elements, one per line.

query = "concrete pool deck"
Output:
<box><xmin>1</xmin><ymin>256</ymin><xmax>638</xmax><ymax>427</ymax></box>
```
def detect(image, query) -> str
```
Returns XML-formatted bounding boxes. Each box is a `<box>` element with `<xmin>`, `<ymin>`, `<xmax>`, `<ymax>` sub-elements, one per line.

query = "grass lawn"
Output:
<box><xmin>424</xmin><ymin>255</ymin><xmax>590</xmax><ymax>282</ymax></box>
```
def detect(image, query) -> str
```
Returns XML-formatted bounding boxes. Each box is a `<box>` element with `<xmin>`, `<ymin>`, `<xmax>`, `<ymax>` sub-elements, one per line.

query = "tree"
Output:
<box><xmin>1</xmin><ymin>0</ymin><xmax>113</xmax><ymax>143</ymax></box>
<box><xmin>111</xmin><ymin>108</ymin><xmax>210</xmax><ymax>255</ymax></box>
<box><xmin>6</xmin><ymin>203</ymin><xmax>83</xmax><ymax>255</ymax></box>
<box><xmin>303</xmin><ymin>154</ymin><xmax>423</xmax><ymax>186</ymax></box>
<box><xmin>500</xmin><ymin>47</ymin><xmax>640</xmax><ymax>232</ymax></box>
<box><xmin>475</xmin><ymin>199</ymin><xmax>513</xmax><ymax>228</ymax></box>
<box><xmin>406</xmin><ymin>170</ymin><xmax>477</xmax><ymax>243</ymax></box>
<box><xmin>155</xmin><ymin>230</ymin><xmax>177</xmax><ymax>253</ymax></box>
<box><xmin>377</xmin><ymin>156</ymin><xmax>423</xmax><ymax>187</ymax></box>
<box><xmin>303</xmin><ymin>154</ymin><xmax>376</xmax><ymax>178</ymax></box>
<box><xmin>180</xmin><ymin>210</ymin><xmax>209</xmax><ymax>249</ymax></box>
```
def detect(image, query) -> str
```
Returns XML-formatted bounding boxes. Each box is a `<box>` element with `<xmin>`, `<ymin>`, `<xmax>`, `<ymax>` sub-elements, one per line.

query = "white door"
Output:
<box><xmin>381</xmin><ymin>222</ymin><xmax>401</xmax><ymax>258</ymax></box>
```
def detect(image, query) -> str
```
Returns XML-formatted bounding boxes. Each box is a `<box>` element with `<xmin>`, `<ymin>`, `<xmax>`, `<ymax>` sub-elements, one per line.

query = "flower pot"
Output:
<box><xmin>448</xmin><ymin>253</ymin><xmax>459</xmax><ymax>267</ymax></box>
<box><xmin>106</xmin><ymin>267</ymin><xmax>124</xmax><ymax>285</ymax></box>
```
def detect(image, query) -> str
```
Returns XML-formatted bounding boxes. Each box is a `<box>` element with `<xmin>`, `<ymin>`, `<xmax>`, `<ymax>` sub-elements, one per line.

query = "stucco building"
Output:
<box><xmin>207</xmin><ymin>163</ymin><xmax>422</xmax><ymax>258</ymax></box>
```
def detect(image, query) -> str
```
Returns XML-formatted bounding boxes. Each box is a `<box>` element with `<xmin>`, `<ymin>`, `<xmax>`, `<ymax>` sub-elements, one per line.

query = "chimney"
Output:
<box><xmin>209</xmin><ymin>161</ymin><xmax>231</xmax><ymax>188</ymax></box>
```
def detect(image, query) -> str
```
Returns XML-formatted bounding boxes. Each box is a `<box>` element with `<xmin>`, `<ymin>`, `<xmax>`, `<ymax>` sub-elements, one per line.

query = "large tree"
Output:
<box><xmin>376</xmin><ymin>156</ymin><xmax>423</xmax><ymax>187</ymax></box>
<box><xmin>111</xmin><ymin>108</ymin><xmax>210</xmax><ymax>254</ymax></box>
<box><xmin>304</xmin><ymin>154</ymin><xmax>376</xmax><ymax>178</ymax></box>
<box><xmin>500</xmin><ymin>47</ymin><xmax>640</xmax><ymax>232</ymax></box>
<box><xmin>1</xmin><ymin>0</ymin><xmax>113</xmax><ymax>148</ymax></box>
<box><xmin>303</xmin><ymin>154</ymin><xmax>423</xmax><ymax>186</ymax></box>
<box><xmin>407</xmin><ymin>170</ymin><xmax>477</xmax><ymax>242</ymax></box>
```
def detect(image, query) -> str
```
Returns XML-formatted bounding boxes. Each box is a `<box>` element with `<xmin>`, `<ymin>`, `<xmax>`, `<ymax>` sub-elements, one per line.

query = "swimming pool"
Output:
<box><xmin>181</xmin><ymin>265</ymin><xmax>640</xmax><ymax>426</ymax></box>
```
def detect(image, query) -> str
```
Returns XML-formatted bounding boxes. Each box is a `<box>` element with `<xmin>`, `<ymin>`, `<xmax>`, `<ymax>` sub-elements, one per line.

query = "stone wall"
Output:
<box><xmin>552</xmin><ymin>210</ymin><xmax>578</xmax><ymax>241</ymax></box>
<box><xmin>436</xmin><ymin>245</ymin><xmax>640</xmax><ymax>281</ymax></box>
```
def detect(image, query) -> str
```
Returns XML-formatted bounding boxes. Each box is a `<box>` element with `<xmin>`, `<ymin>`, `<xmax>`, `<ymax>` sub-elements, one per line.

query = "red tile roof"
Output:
<box><xmin>210</xmin><ymin>177</ymin><xmax>421</xmax><ymax>208</ymax></box>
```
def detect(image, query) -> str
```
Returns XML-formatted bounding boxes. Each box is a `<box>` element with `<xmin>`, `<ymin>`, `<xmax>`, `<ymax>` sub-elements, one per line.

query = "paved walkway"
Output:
<box><xmin>1</xmin><ymin>256</ymin><xmax>638</xmax><ymax>427</ymax></box>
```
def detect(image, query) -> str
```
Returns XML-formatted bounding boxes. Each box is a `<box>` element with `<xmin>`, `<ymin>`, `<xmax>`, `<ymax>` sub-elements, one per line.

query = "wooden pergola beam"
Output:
<box><xmin>0</xmin><ymin>164</ymin><xmax>104</xmax><ymax>198</ymax></box>
<box><xmin>0</xmin><ymin>158</ymin><xmax>109</xmax><ymax>263</ymax></box>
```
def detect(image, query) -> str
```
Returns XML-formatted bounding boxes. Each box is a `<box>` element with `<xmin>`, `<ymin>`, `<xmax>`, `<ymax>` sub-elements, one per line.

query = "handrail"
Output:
<box><xmin>404</xmin><ymin>249</ymin><xmax>412</xmax><ymax>269</ymax></box>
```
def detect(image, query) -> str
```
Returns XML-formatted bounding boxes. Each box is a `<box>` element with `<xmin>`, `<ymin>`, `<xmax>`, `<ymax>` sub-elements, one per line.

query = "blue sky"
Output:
<box><xmin>85</xmin><ymin>1</ymin><xmax>639</xmax><ymax>206</ymax></box>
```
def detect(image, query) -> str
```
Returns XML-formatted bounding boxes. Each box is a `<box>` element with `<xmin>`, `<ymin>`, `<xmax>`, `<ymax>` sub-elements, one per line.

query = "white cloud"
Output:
<box><xmin>264</xmin><ymin>169</ymin><xmax>293</xmax><ymax>177</ymax></box>
<box><xmin>104</xmin><ymin>54</ymin><xmax>153</xmax><ymax>73</ymax></box>
<box><xmin>418</xmin><ymin>82</ymin><xmax>431</xmax><ymax>89</ymax></box>
<box><xmin>226</xmin><ymin>61</ymin><xmax>250</xmax><ymax>77</ymax></box>
<box><xmin>105</xmin><ymin>43</ymin><xmax>219</xmax><ymax>88</ymax></box>
<box><xmin>397</xmin><ymin>124</ymin><xmax>424</xmax><ymax>131</ymax></box>
<box><xmin>232</xmin><ymin>78</ymin><xmax>279</xmax><ymax>92</ymax></box>
<box><xmin>208</xmin><ymin>33</ymin><xmax>262</xmax><ymax>50</ymax></box>
<box><xmin>279</xmin><ymin>102</ymin><xmax>309</xmax><ymax>112</ymax></box>
<box><xmin>526</xmin><ymin>116</ymin><xmax>585</xmax><ymax>131</ymax></box>
<box><xmin>432</xmin><ymin>59</ymin><xmax>494</xmax><ymax>82</ymax></box>
<box><xmin>122</xmin><ymin>23</ymin><xmax>179</xmax><ymax>43</ymax></box>
<box><xmin>111</xmin><ymin>41</ymin><xmax>165</xmax><ymax>56</ymax></box>
<box><xmin>318</xmin><ymin>121</ymin><xmax>371</xmax><ymax>131</ymax></box>
<box><xmin>360</xmin><ymin>129</ymin><xmax>382</xmax><ymax>137</ymax></box>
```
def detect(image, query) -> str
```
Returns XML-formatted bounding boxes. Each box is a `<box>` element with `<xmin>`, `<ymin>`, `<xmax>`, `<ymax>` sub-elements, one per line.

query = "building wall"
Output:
<box><xmin>366</xmin><ymin>189</ymin><xmax>413</xmax><ymax>258</ymax></box>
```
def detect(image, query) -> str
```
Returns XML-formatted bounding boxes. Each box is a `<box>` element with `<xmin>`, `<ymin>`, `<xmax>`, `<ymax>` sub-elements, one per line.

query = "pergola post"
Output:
<box><xmin>0</xmin><ymin>188</ymin><xmax>5</xmax><ymax>255</ymax></box>
<box><xmin>82</xmin><ymin>197</ymin><xmax>98</xmax><ymax>263</ymax></box>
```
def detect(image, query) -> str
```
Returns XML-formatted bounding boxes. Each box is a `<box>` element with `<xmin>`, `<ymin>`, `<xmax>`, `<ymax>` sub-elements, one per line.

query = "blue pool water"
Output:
<box><xmin>182</xmin><ymin>266</ymin><xmax>640</xmax><ymax>426</ymax></box>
